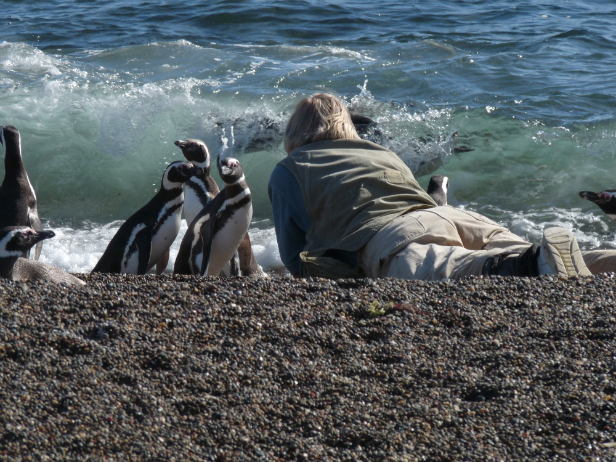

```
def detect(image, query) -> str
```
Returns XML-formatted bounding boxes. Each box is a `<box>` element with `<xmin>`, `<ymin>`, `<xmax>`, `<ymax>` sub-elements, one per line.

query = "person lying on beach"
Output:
<box><xmin>268</xmin><ymin>92</ymin><xmax>616</xmax><ymax>280</ymax></box>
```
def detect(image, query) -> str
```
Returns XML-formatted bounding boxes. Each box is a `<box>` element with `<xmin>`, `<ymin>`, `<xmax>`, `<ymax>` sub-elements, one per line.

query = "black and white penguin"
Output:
<box><xmin>92</xmin><ymin>161</ymin><xmax>203</xmax><ymax>275</ymax></box>
<box><xmin>579</xmin><ymin>189</ymin><xmax>616</xmax><ymax>221</ymax></box>
<box><xmin>174</xmin><ymin>156</ymin><xmax>252</xmax><ymax>276</ymax></box>
<box><xmin>174</xmin><ymin>139</ymin><xmax>220</xmax><ymax>225</ymax></box>
<box><xmin>175</xmin><ymin>138</ymin><xmax>265</xmax><ymax>277</ymax></box>
<box><xmin>0</xmin><ymin>226</ymin><xmax>54</xmax><ymax>279</ymax></box>
<box><xmin>427</xmin><ymin>174</ymin><xmax>449</xmax><ymax>206</ymax></box>
<box><xmin>0</xmin><ymin>126</ymin><xmax>44</xmax><ymax>260</ymax></box>
<box><xmin>350</xmin><ymin>113</ymin><xmax>377</xmax><ymax>135</ymax></box>
<box><xmin>0</xmin><ymin>226</ymin><xmax>83</xmax><ymax>285</ymax></box>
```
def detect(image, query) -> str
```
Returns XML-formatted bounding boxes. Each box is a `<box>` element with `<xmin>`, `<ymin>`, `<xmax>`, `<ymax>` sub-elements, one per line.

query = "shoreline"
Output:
<box><xmin>1</xmin><ymin>273</ymin><xmax>616</xmax><ymax>460</ymax></box>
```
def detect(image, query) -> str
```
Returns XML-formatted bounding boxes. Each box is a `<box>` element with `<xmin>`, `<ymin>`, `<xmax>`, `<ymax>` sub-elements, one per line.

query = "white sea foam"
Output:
<box><xmin>0</xmin><ymin>42</ymin><xmax>64</xmax><ymax>77</ymax></box>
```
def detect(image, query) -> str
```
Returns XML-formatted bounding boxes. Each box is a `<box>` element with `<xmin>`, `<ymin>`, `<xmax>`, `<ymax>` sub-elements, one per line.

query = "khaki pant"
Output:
<box><xmin>360</xmin><ymin>206</ymin><xmax>616</xmax><ymax>280</ymax></box>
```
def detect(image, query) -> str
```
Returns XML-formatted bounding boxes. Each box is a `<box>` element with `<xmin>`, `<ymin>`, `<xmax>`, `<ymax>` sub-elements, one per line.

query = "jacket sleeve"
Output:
<box><xmin>268</xmin><ymin>164</ymin><xmax>312</xmax><ymax>275</ymax></box>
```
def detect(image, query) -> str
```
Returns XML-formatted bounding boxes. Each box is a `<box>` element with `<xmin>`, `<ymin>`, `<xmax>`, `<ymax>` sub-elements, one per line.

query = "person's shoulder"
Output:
<box><xmin>307</xmin><ymin>138</ymin><xmax>392</xmax><ymax>153</ymax></box>
<box><xmin>286</xmin><ymin>139</ymin><xmax>390</xmax><ymax>156</ymax></box>
<box><xmin>338</xmin><ymin>138</ymin><xmax>393</xmax><ymax>152</ymax></box>
<box><xmin>269</xmin><ymin>163</ymin><xmax>296</xmax><ymax>188</ymax></box>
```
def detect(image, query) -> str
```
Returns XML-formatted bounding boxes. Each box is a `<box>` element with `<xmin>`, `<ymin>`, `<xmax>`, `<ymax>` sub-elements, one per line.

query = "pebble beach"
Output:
<box><xmin>2</xmin><ymin>273</ymin><xmax>616</xmax><ymax>461</ymax></box>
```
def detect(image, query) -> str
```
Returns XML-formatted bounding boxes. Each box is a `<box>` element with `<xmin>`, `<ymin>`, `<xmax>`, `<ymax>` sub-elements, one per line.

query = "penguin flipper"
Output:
<box><xmin>199</xmin><ymin>214</ymin><xmax>217</xmax><ymax>276</ymax></box>
<box><xmin>134</xmin><ymin>227</ymin><xmax>153</xmax><ymax>275</ymax></box>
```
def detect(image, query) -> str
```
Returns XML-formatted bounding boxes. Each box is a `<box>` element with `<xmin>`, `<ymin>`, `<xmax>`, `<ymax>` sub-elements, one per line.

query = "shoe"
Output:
<box><xmin>483</xmin><ymin>245</ymin><xmax>539</xmax><ymax>277</ymax></box>
<box><xmin>537</xmin><ymin>227</ymin><xmax>591</xmax><ymax>278</ymax></box>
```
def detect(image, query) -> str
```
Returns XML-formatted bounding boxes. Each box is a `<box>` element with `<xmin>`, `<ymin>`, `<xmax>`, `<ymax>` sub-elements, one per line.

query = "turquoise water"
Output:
<box><xmin>2</xmin><ymin>1</ymin><xmax>616</xmax><ymax>273</ymax></box>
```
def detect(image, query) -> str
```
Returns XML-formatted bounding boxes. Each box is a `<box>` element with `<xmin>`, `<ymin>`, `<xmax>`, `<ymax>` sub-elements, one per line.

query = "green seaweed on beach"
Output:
<box><xmin>367</xmin><ymin>300</ymin><xmax>393</xmax><ymax>317</ymax></box>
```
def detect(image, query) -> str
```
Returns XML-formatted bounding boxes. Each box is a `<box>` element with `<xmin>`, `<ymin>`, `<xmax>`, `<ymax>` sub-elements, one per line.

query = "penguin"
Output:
<box><xmin>175</xmin><ymin>138</ymin><xmax>265</xmax><ymax>277</ymax></box>
<box><xmin>579</xmin><ymin>189</ymin><xmax>616</xmax><ymax>221</ymax></box>
<box><xmin>173</xmin><ymin>139</ymin><xmax>220</xmax><ymax>225</ymax></box>
<box><xmin>350</xmin><ymin>113</ymin><xmax>377</xmax><ymax>135</ymax></box>
<box><xmin>0</xmin><ymin>126</ymin><xmax>44</xmax><ymax>260</ymax></box>
<box><xmin>92</xmin><ymin>161</ymin><xmax>203</xmax><ymax>275</ymax></box>
<box><xmin>0</xmin><ymin>226</ymin><xmax>54</xmax><ymax>279</ymax></box>
<box><xmin>0</xmin><ymin>226</ymin><xmax>84</xmax><ymax>285</ymax></box>
<box><xmin>174</xmin><ymin>156</ymin><xmax>252</xmax><ymax>277</ymax></box>
<box><xmin>427</xmin><ymin>174</ymin><xmax>449</xmax><ymax>206</ymax></box>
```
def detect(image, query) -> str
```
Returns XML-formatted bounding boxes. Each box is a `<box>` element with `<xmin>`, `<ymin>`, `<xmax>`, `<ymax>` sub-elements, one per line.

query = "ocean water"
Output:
<box><xmin>2</xmin><ymin>0</ymin><xmax>616</xmax><ymax>275</ymax></box>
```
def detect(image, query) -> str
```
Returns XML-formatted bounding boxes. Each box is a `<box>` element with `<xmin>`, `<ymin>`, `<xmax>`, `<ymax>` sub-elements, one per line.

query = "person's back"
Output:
<box><xmin>280</xmin><ymin>138</ymin><xmax>435</xmax><ymax>253</ymax></box>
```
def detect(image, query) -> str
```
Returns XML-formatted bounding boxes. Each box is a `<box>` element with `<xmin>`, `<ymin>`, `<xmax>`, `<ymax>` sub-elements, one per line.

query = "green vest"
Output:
<box><xmin>279</xmin><ymin>139</ymin><xmax>436</xmax><ymax>272</ymax></box>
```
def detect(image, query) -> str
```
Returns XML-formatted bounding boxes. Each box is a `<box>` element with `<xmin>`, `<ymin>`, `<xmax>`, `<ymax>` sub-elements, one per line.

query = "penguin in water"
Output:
<box><xmin>174</xmin><ymin>156</ymin><xmax>252</xmax><ymax>276</ymax></box>
<box><xmin>579</xmin><ymin>189</ymin><xmax>616</xmax><ymax>221</ymax></box>
<box><xmin>0</xmin><ymin>126</ymin><xmax>44</xmax><ymax>260</ymax></box>
<box><xmin>92</xmin><ymin>161</ymin><xmax>203</xmax><ymax>275</ymax></box>
<box><xmin>427</xmin><ymin>174</ymin><xmax>449</xmax><ymax>206</ymax></box>
<box><xmin>0</xmin><ymin>226</ymin><xmax>84</xmax><ymax>285</ymax></box>
<box><xmin>174</xmin><ymin>139</ymin><xmax>265</xmax><ymax>277</ymax></box>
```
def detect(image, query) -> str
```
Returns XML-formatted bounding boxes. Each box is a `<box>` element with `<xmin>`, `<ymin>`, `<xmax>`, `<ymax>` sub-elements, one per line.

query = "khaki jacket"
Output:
<box><xmin>279</xmin><ymin>139</ymin><xmax>436</xmax><ymax>276</ymax></box>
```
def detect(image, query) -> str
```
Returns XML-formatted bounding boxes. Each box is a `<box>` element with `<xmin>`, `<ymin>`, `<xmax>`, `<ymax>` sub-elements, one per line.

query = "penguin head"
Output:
<box><xmin>0</xmin><ymin>226</ymin><xmax>55</xmax><ymax>258</ymax></box>
<box><xmin>350</xmin><ymin>113</ymin><xmax>377</xmax><ymax>136</ymax></box>
<box><xmin>174</xmin><ymin>139</ymin><xmax>210</xmax><ymax>170</ymax></box>
<box><xmin>0</xmin><ymin>125</ymin><xmax>21</xmax><ymax>158</ymax></box>
<box><xmin>427</xmin><ymin>174</ymin><xmax>449</xmax><ymax>206</ymax></box>
<box><xmin>217</xmin><ymin>156</ymin><xmax>244</xmax><ymax>183</ymax></box>
<box><xmin>579</xmin><ymin>190</ymin><xmax>616</xmax><ymax>218</ymax></box>
<box><xmin>162</xmin><ymin>161</ymin><xmax>204</xmax><ymax>190</ymax></box>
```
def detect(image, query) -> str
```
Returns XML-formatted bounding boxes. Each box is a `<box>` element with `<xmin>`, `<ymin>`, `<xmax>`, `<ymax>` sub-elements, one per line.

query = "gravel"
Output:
<box><xmin>1</xmin><ymin>273</ymin><xmax>616</xmax><ymax>461</ymax></box>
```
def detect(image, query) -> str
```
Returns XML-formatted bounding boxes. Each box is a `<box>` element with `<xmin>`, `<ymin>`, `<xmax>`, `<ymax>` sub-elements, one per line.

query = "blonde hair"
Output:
<box><xmin>284</xmin><ymin>93</ymin><xmax>360</xmax><ymax>154</ymax></box>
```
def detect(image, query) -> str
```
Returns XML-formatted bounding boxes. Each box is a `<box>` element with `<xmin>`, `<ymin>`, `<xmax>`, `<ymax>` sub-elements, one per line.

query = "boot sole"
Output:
<box><xmin>542</xmin><ymin>228</ymin><xmax>591</xmax><ymax>278</ymax></box>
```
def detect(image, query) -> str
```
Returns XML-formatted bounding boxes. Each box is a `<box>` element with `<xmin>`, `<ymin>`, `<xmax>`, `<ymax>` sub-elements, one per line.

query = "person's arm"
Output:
<box><xmin>268</xmin><ymin>164</ymin><xmax>312</xmax><ymax>277</ymax></box>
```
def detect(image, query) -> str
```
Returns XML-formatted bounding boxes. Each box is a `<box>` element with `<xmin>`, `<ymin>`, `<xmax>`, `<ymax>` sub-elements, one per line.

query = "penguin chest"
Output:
<box><xmin>148</xmin><ymin>201</ymin><xmax>183</xmax><ymax>269</ymax></box>
<box><xmin>206</xmin><ymin>203</ymin><xmax>253</xmax><ymax>276</ymax></box>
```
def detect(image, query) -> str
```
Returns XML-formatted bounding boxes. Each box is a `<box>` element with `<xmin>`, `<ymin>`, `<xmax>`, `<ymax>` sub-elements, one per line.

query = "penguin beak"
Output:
<box><xmin>33</xmin><ymin>230</ymin><xmax>56</xmax><ymax>243</ymax></box>
<box><xmin>193</xmin><ymin>166</ymin><xmax>204</xmax><ymax>177</ymax></box>
<box><xmin>174</xmin><ymin>140</ymin><xmax>186</xmax><ymax>149</ymax></box>
<box><xmin>18</xmin><ymin>229</ymin><xmax>55</xmax><ymax>249</ymax></box>
<box><xmin>579</xmin><ymin>191</ymin><xmax>602</xmax><ymax>204</ymax></box>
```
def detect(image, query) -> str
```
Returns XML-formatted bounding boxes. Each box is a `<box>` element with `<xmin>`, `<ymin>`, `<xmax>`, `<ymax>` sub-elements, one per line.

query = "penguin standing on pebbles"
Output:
<box><xmin>427</xmin><ymin>174</ymin><xmax>449</xmax><ymax>206</ymax></box>
<box><xmin>0</xmin><ymin>226</ymin><xmax>84</xmax><ymax>285</ymax></box>
<box><xmin>92</xmin><ymin>161</ymin><xmax>203</xmax><ymax>275</ymax></box>
<box><xmin>0</xmin><ymin>126</ymin><xmax>44</xmax><ymax>260</ymax></box>
<box><xmin>174</xmin><ymin>156</ymin><xmax>252</xmax><ymax>276</ymax></box>
<box><xmin>579</xmin><ymin>189</ymin><xmax>616</xmax><ymax>221</ymax></box>
<box><xmin>174</xmin><ymin>139</ymin><xmax>265</xmax><ymax>277</ymax></box>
